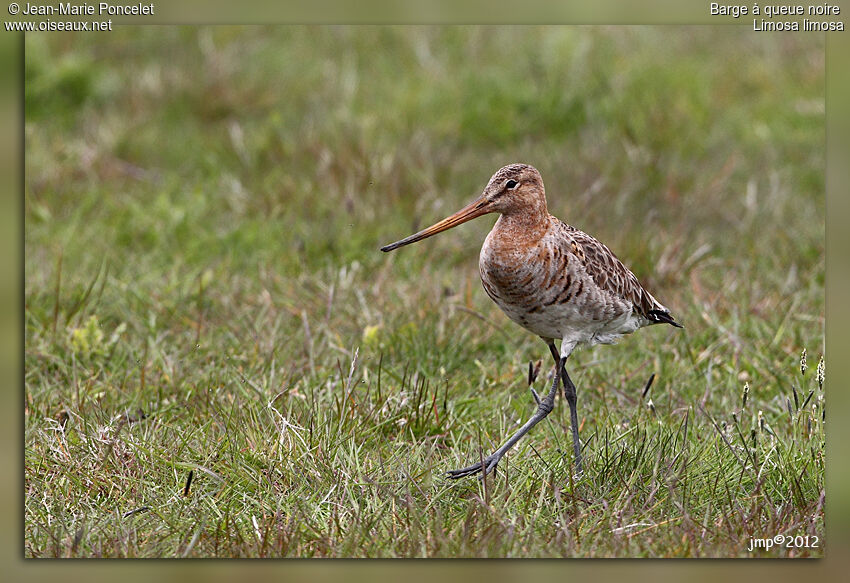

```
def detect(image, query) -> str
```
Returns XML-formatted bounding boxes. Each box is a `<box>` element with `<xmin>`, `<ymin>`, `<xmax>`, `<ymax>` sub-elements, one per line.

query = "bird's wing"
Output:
<box><xmin>558</xmin><ymin>221</ymin><xmax>680</xmax><ymax>326</ymax></box>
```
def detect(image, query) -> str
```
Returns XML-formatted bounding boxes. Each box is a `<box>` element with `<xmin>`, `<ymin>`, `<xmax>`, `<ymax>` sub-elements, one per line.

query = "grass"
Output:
<box><xmin>24</xmin><ymin>26</ymin><xmax>825</xmax><ymax>557</ymax></box>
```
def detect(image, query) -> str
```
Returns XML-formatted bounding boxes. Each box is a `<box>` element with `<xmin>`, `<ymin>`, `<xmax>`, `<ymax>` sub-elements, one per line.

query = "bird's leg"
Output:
<box><xmin>547</xmin><ymin>341</ymin><xmax>583</xmax><ymax>476</ymax></box>
<box><xmin>561</xmin><ymin>368</ymin><xmax>583</xmax><ymax>476</ymax></box>
<box><xmin>547</xmin><ymin>342</ymin><xmax>563</xmax><ymax>395</ymax></box>
<box><xmin>447</xmin><ymin>357</ymin><xmax>564</xmax><ymax>480</ymax></box>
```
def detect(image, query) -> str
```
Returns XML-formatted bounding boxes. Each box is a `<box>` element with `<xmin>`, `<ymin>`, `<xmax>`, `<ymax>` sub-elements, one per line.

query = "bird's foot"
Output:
<box><xmin>446</xmin><ymin>454</ymin><xmax>502</xmax><ymax>480</ymax></box>
<box><xmin>530</xmin><ymin>388</ymin><xmax>542</xmax><ymax>406</ymax></box>
<box><xmin>568</xmin><ymin>453</ymin><xmax>584</xmax><ymax>482</ymax></box>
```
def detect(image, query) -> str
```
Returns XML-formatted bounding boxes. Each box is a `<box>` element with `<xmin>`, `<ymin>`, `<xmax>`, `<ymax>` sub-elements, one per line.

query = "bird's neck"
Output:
<box><xmin>492</xmin><ymin>211</ymin><xmax>552</xmax><ymax>246</ymax></box>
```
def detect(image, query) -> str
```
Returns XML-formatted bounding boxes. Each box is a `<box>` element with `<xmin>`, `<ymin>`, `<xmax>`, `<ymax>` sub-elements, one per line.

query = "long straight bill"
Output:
<box><xmin>380</xmin><ymin>196</ymin><xmax>491</xmax><ymax>252</ymax></box>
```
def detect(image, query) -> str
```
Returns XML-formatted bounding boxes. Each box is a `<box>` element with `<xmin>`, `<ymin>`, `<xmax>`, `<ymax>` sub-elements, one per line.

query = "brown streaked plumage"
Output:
<box><xmin>381</xmin><ymin>163</ymin><xmax>682</xmax><ymax>479</ymax></box>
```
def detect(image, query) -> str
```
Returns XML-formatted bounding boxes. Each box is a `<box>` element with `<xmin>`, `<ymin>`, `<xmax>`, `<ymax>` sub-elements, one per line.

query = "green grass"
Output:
<box><xmin>24</xmin><ymin>26</ymin><xmax>824</xmax><ymax>557</ymax></box>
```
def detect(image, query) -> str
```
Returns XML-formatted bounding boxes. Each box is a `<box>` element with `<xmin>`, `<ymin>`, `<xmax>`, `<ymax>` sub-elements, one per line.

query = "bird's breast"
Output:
<box><xmin>478</xmin><ymin>222</ymin><xmax>632</xmax><ymax>342</ymax></box>
<box><xmin>478</xmin><ymin>227</ymin><xmax>562</xmax><ymax>338</ymax></box>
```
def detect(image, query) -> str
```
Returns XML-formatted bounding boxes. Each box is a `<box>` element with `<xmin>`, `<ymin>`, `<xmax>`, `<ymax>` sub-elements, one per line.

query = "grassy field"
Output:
<box><xmin>24</xmin><ymin>26</ymin><xmax>825</xmax><ymax>557</ymax></box>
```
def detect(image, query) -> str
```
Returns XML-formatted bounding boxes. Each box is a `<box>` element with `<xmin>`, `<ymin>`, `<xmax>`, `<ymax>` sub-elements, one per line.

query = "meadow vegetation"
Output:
<box><xmin>24</xmin><ymin>26</ymin><xmax>825</xmax><ymax>557</ymax></box>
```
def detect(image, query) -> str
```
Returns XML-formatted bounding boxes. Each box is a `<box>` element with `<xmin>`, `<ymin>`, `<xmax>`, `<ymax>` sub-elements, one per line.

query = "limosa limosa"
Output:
<box><xmin>381</xmin><ymin>163</ymin><xmax>682</xmax><ymax>479</ymax></box>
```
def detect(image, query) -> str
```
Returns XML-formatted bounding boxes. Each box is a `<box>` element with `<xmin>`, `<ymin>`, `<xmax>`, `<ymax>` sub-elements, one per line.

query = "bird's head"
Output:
<box><xmin>381</xmin><ymin>163</ymin><xmax>548</xmax><ymax>252</ymax></box>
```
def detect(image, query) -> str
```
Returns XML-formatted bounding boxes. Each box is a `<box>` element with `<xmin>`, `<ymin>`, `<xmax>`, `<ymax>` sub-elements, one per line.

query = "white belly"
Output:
<box><xmin>495</xmin><ymin>296</ymin><xmax>645</xmax><ymax>347</ymax></box>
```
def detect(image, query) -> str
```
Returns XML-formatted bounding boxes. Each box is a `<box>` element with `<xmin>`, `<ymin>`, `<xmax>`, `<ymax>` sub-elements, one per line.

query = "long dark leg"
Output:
<box><xmin>547</xmin><ymin>341</ymin><xmax>583</xmax><ymax>475</ymax></box>
<box><xmin>447</xmin><ymin>356</ymin><xmax>567</xmax><ymax>480</ymax></box>
<box><xmin>561</xmin><ymin>369</ymin><xmax>583</xmax><ymax>475</ymax></box>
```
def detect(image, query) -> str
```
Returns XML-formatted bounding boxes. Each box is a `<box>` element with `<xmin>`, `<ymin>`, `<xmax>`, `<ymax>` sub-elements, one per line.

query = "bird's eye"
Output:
<box><xmin>506</xmin><ymin>180</ymin><xmax>519</xmax><ymax>190</ymax></box>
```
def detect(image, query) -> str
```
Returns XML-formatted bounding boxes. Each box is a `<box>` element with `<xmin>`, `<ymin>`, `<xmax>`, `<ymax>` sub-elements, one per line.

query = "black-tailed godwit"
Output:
<box><xmin>381</xmin><ymin>163</ymin><xmax>682</xmax><ymax>479</ymax></box>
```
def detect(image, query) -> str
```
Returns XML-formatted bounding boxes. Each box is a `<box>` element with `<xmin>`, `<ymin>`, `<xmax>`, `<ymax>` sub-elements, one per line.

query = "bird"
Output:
<box><xmin>380</xmin><ymin>163</ymin><xmax>682</xmax><ymax>479</ymax></box>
